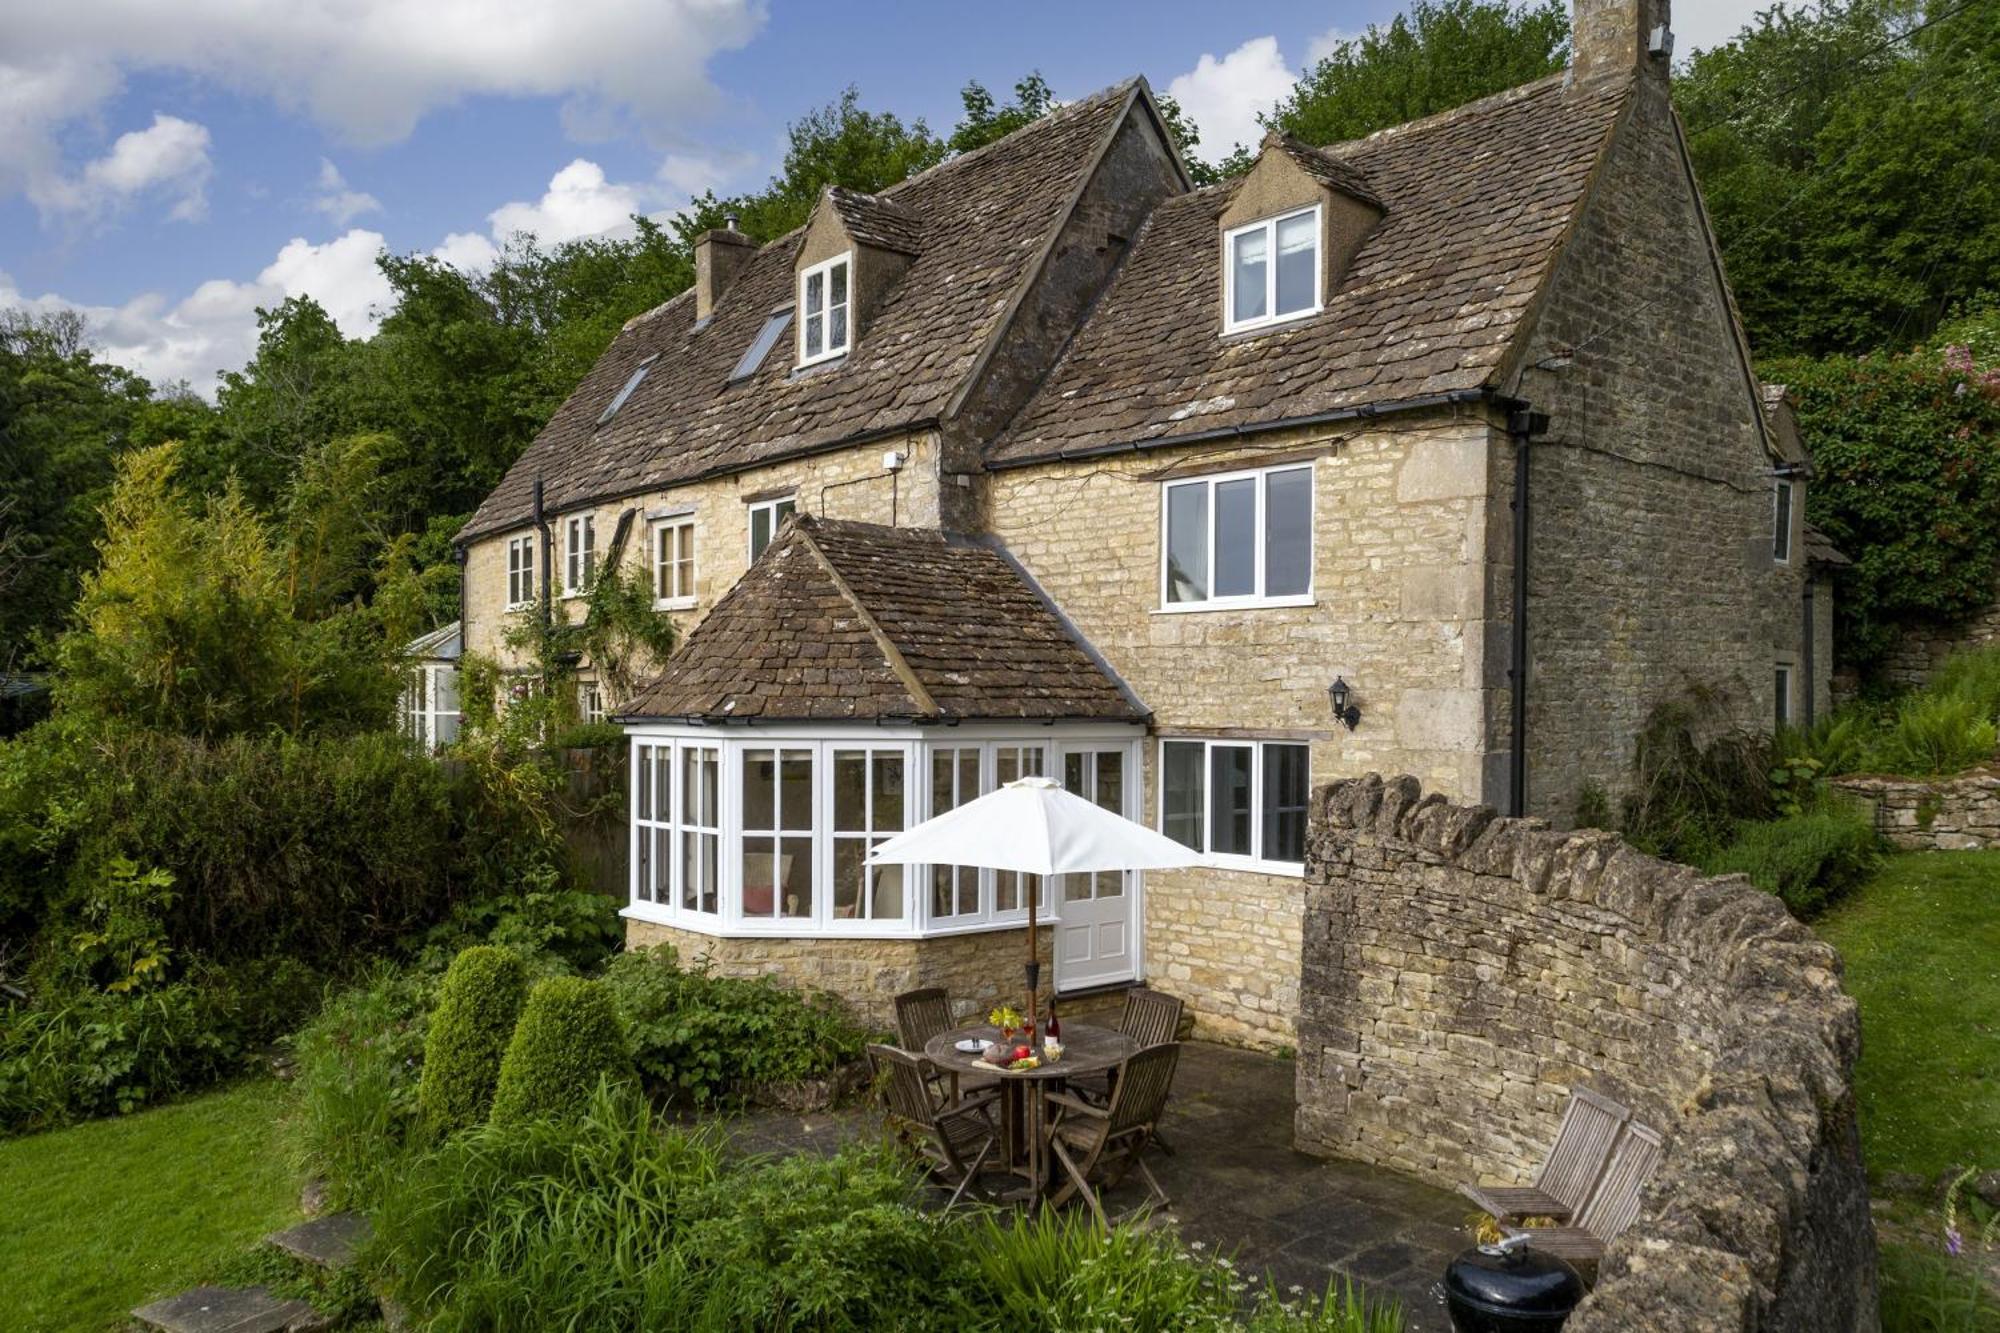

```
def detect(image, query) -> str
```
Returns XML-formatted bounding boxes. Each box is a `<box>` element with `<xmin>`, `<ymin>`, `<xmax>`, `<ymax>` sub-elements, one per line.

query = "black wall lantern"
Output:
<box><xmin>1329</xmin><ymin>677</ymin><xmax>1361</xmax><ymax>730</ymax></box>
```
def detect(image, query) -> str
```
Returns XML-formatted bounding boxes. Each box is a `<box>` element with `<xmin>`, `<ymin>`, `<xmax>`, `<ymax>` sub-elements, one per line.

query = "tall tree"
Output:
<box><xmin>1678</xmin><ymin>0</ymin><xmax>2000</xmax><ymax>355</ymax></box>
<box><xmin>949</xmin><ymin>73</ymin><xmax>1057</xmax><ymax>155</ymax></box>
<box><xmin>1266</xmin><ymin>0</ymin><xmax>1570</xmax><ymax>145</ymax></box>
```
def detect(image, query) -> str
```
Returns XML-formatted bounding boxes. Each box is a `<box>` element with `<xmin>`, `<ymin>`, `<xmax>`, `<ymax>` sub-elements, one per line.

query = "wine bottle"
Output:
<box><xmin>1045</xmin><ymin>1000</ymin><xmax>1061</xmax><ymax>1048</ymax></box>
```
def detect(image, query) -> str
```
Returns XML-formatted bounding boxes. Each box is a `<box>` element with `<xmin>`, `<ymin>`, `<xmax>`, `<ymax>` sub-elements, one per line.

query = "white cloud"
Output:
<box><xmin>1305</xmin><ymin>25</ymin><xmax>1361</xmax><ymax>66</ymax></box>
<box><xmin>310</xmin><ymin>159</ymin><xmax>381</xmax><ymax>227</ymax></box>
<box><xmin>1166</xmin><ymin>36</ymin><xmax>1297</xmax><ymax>161</ymax></box>
<box><xmin>489</xmin><ymin>159</ymin><xmax>644</xmax><ymax>245</ymax></box>
<box><xmin>0</xmin><ymin>229</ymin><xmax>392</xmax><ymax>395</ymax></box>
<box><xmin>23</xmin><ymin>111</ymin><xmax>213</xmax><ymax>223</ymax></box>
<box><xmin>431</xmin><ymin>231</ymin><xmax>502</xmax><ymax>273</ymax></box>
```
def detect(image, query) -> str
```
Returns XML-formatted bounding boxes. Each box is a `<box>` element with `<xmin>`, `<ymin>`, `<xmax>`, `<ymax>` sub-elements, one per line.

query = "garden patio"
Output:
<box><xmin>731</xmin><ymin>1038</ymin><xmax>1463</xmax><ymax>1330</ymax></box>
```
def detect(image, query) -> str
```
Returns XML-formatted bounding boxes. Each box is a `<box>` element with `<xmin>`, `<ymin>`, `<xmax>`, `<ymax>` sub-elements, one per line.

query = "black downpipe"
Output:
<box><xmin>532</xmin><ymin>474</ymin><xmax>555</xmax><ymax>692</ymax></box>
<box><xmin>1505</xmin><ymin>406</ymin><xmax>1547</xmax><ymax>819</ymax></box>
<box><xmin>1802</xmin><ymin>577</ymin><xmax>1816</xmax><ymax>729</ymax></box>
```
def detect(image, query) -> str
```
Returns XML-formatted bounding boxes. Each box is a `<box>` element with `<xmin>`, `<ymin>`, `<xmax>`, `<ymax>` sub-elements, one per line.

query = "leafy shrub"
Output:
<box><xmin>289</xmin><ymin>966</ymin><xmax>436</xmax><ymax>1208</ymax></box>
<box><xmin>418</xmin><ymin>947</ymin><xmax>528</xmax><ymax>1136</ymax></box>
<box><xmin>489</xmin><ymin>976</ymin><xmax>630</xmax><ymax>1126</ymax></box>
<box><xmin>1777</xmin><ymin>711</ymin><xmax>1877</xmax><ymax>778</ymax></box>
<box><xmin>1701</xmin><ymin>793</ymin><xmax>1883</xmax><ymax>916</ymax></box>
<box><xmin>1876</xmin><ymin>692</ymin><xmax>2000</xmax><ymax>777</ymax></box>
<box><xmin>599</xmin><ymin>946</ymin><xmax>867</xmax><ymax>1105</ymax></box>
<box><xmin>417</xmin><ymin>872</ymin><xmax>621</xmax><ymax>975</ymax></box>
<box><xmin>1620</xmin><ymin>701</ymin><xmax>1773</xmax><ymax>863</ymax></box>
<box><xmin>0</xmin><ymin>957</ymin><xmax>321</xmax><ymax>1135</ymax></box>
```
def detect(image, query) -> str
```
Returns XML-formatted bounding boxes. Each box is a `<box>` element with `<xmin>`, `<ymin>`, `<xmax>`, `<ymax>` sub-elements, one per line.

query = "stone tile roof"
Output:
<box><xmin>827</xmin><ymin>186</ymin><xmax>924</xmax><ymax>255</ymax></box>
<box><xmin>1271</xmin><ymin>132</ymin><xmax>1381</xmax><ymax>208</ymax></box>
<box><xmin>620</xmin><ymin>515</ymin><xmax>1146</xmax><ymax>723</ymax></box>
<box><xmin>990</xmin><ymin>74</ymin><xmax>1631</xmax><ymax>464</ymax></box>
<box><xmin>461</xmin><ymin>81</ymin><xmax>1140</xmax><ymax>541</ymax></box>
<box><xmin>1803</xmin><ymin>522</ymin><xmax>1851</xmax><ymax>568</ymax></box>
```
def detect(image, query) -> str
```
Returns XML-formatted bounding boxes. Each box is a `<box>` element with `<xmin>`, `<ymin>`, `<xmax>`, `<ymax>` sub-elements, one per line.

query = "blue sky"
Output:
<box><xmin>0</xmin><ymin>0</ymin><xmax>1760</xmax><ymax>394</ymax></box>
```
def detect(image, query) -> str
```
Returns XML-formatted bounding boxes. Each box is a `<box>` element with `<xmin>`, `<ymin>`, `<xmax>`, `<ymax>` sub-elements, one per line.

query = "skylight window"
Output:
<box><xmin>730</xmin><ymin>307</ymin><xmax>794</xmax><ymax>383</ymax></box>
<box><xmin>597</xmin><ymin>354</ymin><xmax>659</xmax><ymax>427</ymax></box>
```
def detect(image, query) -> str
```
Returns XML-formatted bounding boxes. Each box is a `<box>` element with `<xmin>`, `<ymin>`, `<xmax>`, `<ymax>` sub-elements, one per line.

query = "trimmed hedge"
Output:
<box><xmin>418</xmin><ymin>947</ymin><xmax>529</xmax><ymax>1135</ymax></box>
<box><xmin>489</xmin><ymin>977</ymin><xmax>631</xmax><ymax>1126</ymax></box>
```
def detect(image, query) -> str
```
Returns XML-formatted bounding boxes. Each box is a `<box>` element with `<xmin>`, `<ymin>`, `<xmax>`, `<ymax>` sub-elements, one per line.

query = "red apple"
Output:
<box><xmin>1011</xmin><ymin>1044</ymin><xmax>1032</xmax><ymax>1063</ymax></box>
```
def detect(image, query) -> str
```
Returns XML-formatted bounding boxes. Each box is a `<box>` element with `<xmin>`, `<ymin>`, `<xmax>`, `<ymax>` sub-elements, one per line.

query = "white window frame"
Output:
<box><xmin>1158</xmin><ymin>462</ymin><xmax>1316</xmax><ymax>611</ymax></box>
<box><xmin>578</xmin><ymin>680</ymin><xmax>605</xmax><ymax>724</ymax></box>
<box><xmin>797</xmin><ymin>252</ymin><xmax>852</xmax><ymax>367</ymax></box>
<box><xmin>622</xmin><ymin>727</ymin><xmax>1137</xmax><ymax>940</ymax></box>
<box><xmin>505</xmin><ymin>534</ymin><xmax>537</xmax><ymax>609</ymax></box>
<box><xmin>1156</xmin><ymin>736</ymin><xmax>1311</xmax><ymax>876</ymax></box>
<box><xmin>1223</xmin><ymin>204</ymin><xmax>1322</xmax><ymax>335</ymax></box>
<box><xmin>652</xmin><ymin>516</ymin><xmax>696</xmax><ymax>609</ymax></box>
<box><xmin>1773</xmin><ymin>479</ymin><xmax>1794</xmax><ymax>565</ymax></box>
<box><xmin>401</xmin><ymin>664</ymin><xmax>461</xmax><ymax>753</ymax></box>
<box><xmin>563</xmin><ymin>514</ymin><xmax>596</xmax><ymax>597</ymax></box>
<box><xmin>747</xmin><ymin>495</ymin><xmax>798</xmax><ymax>562</ymax></box>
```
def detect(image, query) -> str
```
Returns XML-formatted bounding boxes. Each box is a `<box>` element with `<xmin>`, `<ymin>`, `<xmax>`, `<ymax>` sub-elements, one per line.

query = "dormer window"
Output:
<box><xmin>798</xmin><ymin>254</ymin><xmax>851</xmax><ymax>366</ymax></box>
<box><xmin>598</xmin><ymin>354</ymin><xmax>657</xmax><ymax>427</ymax></box>
<box><xmin>1224</xmin><ymin>205</ymin><xmax>1321</xmax><ymax>334</ymax></box>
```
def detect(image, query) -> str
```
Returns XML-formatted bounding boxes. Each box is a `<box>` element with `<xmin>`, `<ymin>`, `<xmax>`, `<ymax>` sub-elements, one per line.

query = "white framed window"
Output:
<box><xmin>797</xmin><ymin>253</ymin><xmax>851</xmax><ymax>366</ymax></box>
<box><xmin>401</xmin><ymin>665</ymin><xmax>461</xmax><ymax>752</ymax></box>
<box><xmin>992</xmin><ymin>744</ymin><xmax>1048</xmax><ymax>915</ymax></box>
<box><xmin>1159</xmin><ymin>737</ymin><xmax>1310</xmax><ymax>873</ymax></box>
<box><xmin>579</xmin><ymin>681</ymin><xmax>605</xmax><ymax>724</ymax></box>
<box><xmin>1773</xmin><ymin>479</ymin><xmax>1794</xmax><ymax>564</ymax></box>
<box><xmin>634</xmin><ymin>741</ymin><xmax>722</xmax><ymax>915</ymax></box>
<box><xmin>1224</xmin><ymin>205</ymin><xmax>1321</xmax><ymax>334</ymax></box>
<box><xmin>928</xmin><ymin>746</ymin><xmax>984</xmax><ymax>921</ymax></box>
<box><xmin>1161</xmin><ymin>463</ymin><xmax>1314</xmax><ymax>609</ymax></box>
<box><xmin>831</xmin><ymin>748</ymin><xmax>906</xmax><ymax>921</ymax></box>
<box><xmin>505</xmin><ymin>534</ymin><xmax>536</xmax><ymax>609</ymax></box>
<box><xmin>564</xmin><ymin>514</ymin><xmax>596</xmax><ymax>596</ymax></box>
<box><xmin>741</xmin><ymin>747</ymin><xmax>816</xmax><ymax>922</ymax></box>
<box><xmin>1775</xmin><ymin>663</ymin><xmax>1794</xmax><ymax>730</ymax></box>
<box><xmin>748</xmin><ymin>495</ymin><xmax>798</xmax><ymax>562</ymax></box>
<box><xmin>653</xmin><ymin>517</ymin><xmax>696</xmax><ymax>608</ymax></box>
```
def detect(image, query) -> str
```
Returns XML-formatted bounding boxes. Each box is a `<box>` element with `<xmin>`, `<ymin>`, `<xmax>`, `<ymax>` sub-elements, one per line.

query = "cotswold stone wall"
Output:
<box><xmin>1833</xmin><ymin>771</ymin><xmax>2000</xmax><ymax>850</ymax></box>
<box><xmin>623</xmin><ymin>917</ymin><xmax>1046</xmax><ymax>1030</ymax></box>
<box><xmin>1297</xmin><ymin>775</ymin><xmax>1876</xmax><ymax>1332</ymax></box>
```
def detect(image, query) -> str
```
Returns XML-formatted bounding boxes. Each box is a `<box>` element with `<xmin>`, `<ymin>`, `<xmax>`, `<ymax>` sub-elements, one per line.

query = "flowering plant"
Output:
<box><xmin>986</xmin><ymin>1005</ymin><xmax>1023</xmax><ymax>1032</ymax></box>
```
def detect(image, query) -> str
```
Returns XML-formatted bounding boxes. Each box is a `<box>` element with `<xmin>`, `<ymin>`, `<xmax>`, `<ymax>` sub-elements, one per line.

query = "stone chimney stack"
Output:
<box><xmin>1571</xmin><ymin>0</ymin><xmax>1673</xmax><ymax>83</ymax></box>
<box><xmin>693</xmin><ymin>218</ymin><xmax>755</xmax><ymax>321</ymax></box>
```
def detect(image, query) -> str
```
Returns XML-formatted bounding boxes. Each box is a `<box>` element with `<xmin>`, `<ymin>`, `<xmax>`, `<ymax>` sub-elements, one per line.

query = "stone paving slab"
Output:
<box><xmin>728</xmin><ymin>1040</ymin><xmax>1463</xmax><ymax>1331</ymax></box>
<box><xmin>264</xmin><ymin>1212</ymin><xmax>371</xmax><ymax>1269</ymax></box>
<box><xmin>131</xmin><ymin>1285</ymin><xmax>318</xmax><ymax>1333</ymax></box>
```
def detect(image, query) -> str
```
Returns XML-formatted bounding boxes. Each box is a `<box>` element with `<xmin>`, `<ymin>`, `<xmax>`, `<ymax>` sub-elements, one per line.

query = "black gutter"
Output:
<box><xmin>1802</xmin><ymin>577</ymin><xmax>1816</xmax><ymax>729</ymax></box>
<box><xmin>984</xmin><ymin>388</ymin><xmax>1492</xmax><ymax>471</ymax></box>
<box><xmin>1503</xmin><ymin>403</ymin><xmax>1549</xmax><ymax>819</ymax></box>
<box><xmin>458</xmin><ymin>417</ymin><xmax>942</xmax><ymax>548</ymax></box>
<box><xmin>531</xmin><ymin>473</ymin><xmax>554</xmax><ymax>692</ymax></box>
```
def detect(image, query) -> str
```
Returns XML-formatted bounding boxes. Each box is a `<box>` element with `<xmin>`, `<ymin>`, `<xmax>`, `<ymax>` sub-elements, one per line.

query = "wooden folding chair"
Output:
<box><xmin>1071</xmin><ymin>989</ymin><xmax>1184</xmax><ymax>1117</ymax></box>
<box><xmin>1460</xmin><ymin>1086</ymin><xmax>1629</xmax><ymax>1224</ymax></box>
<box><xmin>1044</xmin><ymin>1041</ymin><xmax>1181</xmax><ymax>1227</ymax></box>
<box><xmin>1504</xmin><ymin>1121</ymin><xmax>1666</xmax><ymax>1270</ymax></box>
<box><xmin>867</xmin><ymin>1043</ymin><xmax>1002</xmax><ymax>1208</ymax></box>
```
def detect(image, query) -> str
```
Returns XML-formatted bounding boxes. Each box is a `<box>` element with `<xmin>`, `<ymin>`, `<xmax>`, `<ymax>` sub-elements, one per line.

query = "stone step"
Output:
<box><xmin>263</xmin><ymin>1212</ymin><xmax>372</xmax><ymax>1270</ymax></box>
<box><xmin>131</xmin><ymin>1285</ymin><xmax>319</xmax><ymax>1333</ymax></box>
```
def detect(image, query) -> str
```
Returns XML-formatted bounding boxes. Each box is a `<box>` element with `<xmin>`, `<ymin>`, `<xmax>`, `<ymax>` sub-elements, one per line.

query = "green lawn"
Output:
<box><xmin>0</xmin><ymin>1078</ymin><xmax>299</xmax><ymax>1332</ymax></box>
<box><xmin>1818</xmin><ymin>851</ymin><xmax>2000</xmax><ymax>1182</ymax></box>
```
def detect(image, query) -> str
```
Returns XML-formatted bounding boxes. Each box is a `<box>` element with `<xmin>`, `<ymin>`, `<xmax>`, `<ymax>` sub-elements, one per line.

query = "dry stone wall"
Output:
<box><xmin>1296</xmin><ymin>774</ymin><xmax>1876</xmax><ymax>1331</ymax></box>
<box><xmin>1833</xmin><ymin>771</ymin><xmax>2000</xmax><ymax>851</ymax></box>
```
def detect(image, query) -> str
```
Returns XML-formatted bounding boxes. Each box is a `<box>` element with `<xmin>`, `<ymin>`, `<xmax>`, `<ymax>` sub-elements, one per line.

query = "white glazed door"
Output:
<box><xmin>1054</xmin><ymin>746</ymin><xmax>1137</xmax><ymax>991</ymax></box>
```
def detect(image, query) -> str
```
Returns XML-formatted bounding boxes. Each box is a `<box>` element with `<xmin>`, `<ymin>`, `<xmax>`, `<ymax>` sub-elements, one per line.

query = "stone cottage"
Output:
<box><xmin>454</xmin><ymin>0</ymin><xmax>1827</xmax><ymax>1041</ymax></box>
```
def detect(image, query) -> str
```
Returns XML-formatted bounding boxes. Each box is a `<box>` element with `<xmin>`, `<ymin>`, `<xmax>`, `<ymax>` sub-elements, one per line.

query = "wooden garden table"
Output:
<box><xmin>924</xmin><ymin>1021</ymin><xmax>1137</xmax><ymax>1208</ymax></box>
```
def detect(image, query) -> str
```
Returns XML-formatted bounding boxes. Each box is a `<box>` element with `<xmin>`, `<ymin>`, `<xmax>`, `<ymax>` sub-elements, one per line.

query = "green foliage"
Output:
<box><xmin>52</xmin><ymin>443</ymin><xmax>397</xmax><ymax>738</ymax></box>
<box><xmin>288</xmin><ymin>965</ymin><xmax>436</xmax><ymax>1209</ymax></box>
<box><xmin>1775</xmin><ymin>646</ymin><xmax>2000</xmax><ymax>779</ymax></box>
<box><xmin>419</xmin><ymin>875</ymin><xmax>623</xmax><ymax>975</ymax></box>
<box><xmin>1700</xmin><ymin>791</ymin><xmax>1883</xmax><ymax>915</ymax></box>
<box><xmin>1619</xmin><ymin>700</ymin><xmax>1775</xmax><ymax>864</ymax></box>
<box><xmin>599</xmin><ymin>946</ymin><xmax>867</xmax><ymax>1105</ymax></box>
<box><xmin>0</xmin><ymin>957</ymin><xmax>320</xmax><ymax>1134</ymax></box>
<box><xmin>949</xmin><ymin>73</ymin><xmax>1056</xmax><ymax>155</ymax></box>
<box><xmin>488</xmin><ymin>976</ymin><xmax>632</xmax><ymax>1126</ymax></box>
<box><xmin>1877</xmin><ymin>692</ymin><xmax>2000</xmax><ymax>776</ymax></box>
<box><xmin>1678</xmin><ymin>0</ymin><xmax>2000</xmax><ymax>357</ymax></box>
<box><xmin>52</xmin><ymin>857</ymin><xmax>176</xmax><ymax>995</ymax></box>
<box><xmin>1769</xmin><ymin>352</ymin><xmax>2000</xmax><ymax>669</ymax></box>
<box><xmin>1266</xmin><ymin>0</ymin><xmax>1569</xmax><ymax>148</ymax></box>
<box><xmin>1877</xmin><ymin>1236</ymin><xmax>2000</xmax><ymax>1332</ymax></box>
<box><xmin>419</xmin><ymin>947</ymin><xmax>530</xmax><ymax>1136</ymax></box>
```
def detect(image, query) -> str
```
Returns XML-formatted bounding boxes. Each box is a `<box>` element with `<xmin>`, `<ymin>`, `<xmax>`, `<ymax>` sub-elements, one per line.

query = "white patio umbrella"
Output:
<box><xmin>867</xmin><ymin>776</ymin><xmax>1200</xmax><ymax>1031</ymax></box>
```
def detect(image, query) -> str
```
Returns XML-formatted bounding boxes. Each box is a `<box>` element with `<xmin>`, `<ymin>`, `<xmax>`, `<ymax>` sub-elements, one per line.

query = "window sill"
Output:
<box><xmin>504</xmin><ymin>601</ymin><xmax>535</xmax><ymax>612</ymax></box>
<box><xmin>621</xmin><ymin>902</ymin><xmax>1067</xmax><ymax>940</ymax></box>
<box><xmin>1221</xmin><ymin>308</ymin><xmax>1321</xmax><ymax>340</ymax></box>
<box><xmin>794</xmin><ymin>350</ymin><xmax>849</xmax><ymax>373</ymax></box>
<box><xmin>1153</xmin><ymin>594</ymin><xmax>1316</xmax><ymax>615</ymax></box>
<box><xmin>1194</xmin><ymin>854</ymin><xmax>1306</xmax><ymax>879</ymax></box>
<box><xmin>653</xmin><ymin>596</ymin><xmax>697</xmax><ymax>612</ymax></box>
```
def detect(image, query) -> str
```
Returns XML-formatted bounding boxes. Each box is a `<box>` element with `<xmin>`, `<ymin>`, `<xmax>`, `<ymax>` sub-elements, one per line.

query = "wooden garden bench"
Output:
<box><xmin>1503</xmin><ymin>1120</ymin><xmax>1666</xmax><ymax>1269</ymax></box>
<box><xmin>1460</xmin><ymin>1086</ymin><xmax>1630</xmax><ymax>1224</ymax></box>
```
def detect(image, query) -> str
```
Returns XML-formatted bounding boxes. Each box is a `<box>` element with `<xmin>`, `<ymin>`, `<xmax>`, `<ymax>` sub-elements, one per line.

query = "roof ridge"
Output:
<box><xmin>877</xmin><ymin>76</ymin><xmax>1142</xmax><ymax>201</ymax></box>
<box><xmin>1320</xmin><ymin>69</ymin><xmax>1578</xmax><ymax>157</ymax></box>
<box><xmin>791</xmin><ymin>516</ymin><xmax>939</xmax><ymax>716</ymax></box>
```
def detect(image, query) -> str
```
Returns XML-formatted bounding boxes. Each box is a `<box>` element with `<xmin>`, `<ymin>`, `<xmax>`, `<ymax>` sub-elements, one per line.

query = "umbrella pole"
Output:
<box><xmin>1024</xmin><ymin>878</ymin><xmax>1040</xmax><ymax>1036</ymax></box>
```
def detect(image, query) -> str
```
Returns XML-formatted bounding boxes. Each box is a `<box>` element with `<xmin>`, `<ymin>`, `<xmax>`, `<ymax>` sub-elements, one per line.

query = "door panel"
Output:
<box><xmin>1054</xmin><ymin>747</ymin><xmax>1137</xmax><ymax>990</ymax></box>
